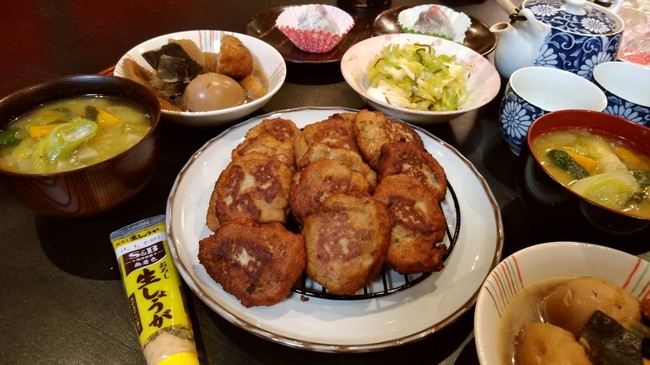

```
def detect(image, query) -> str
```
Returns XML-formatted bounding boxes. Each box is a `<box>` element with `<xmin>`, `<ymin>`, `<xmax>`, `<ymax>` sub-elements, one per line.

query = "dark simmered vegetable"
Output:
<box><xmin>142</xmin><ymin>42</ymin><xmax>203</xmax><ymax>84</ymax></box>
<box><xmin>579</xmin><ymin>310</ymin><xmax>644</xmax><ymax>365</ymax></box>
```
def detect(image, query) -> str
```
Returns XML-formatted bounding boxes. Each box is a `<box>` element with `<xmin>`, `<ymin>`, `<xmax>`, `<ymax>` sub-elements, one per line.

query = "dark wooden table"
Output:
<box><xmin>1</xmin><ymin>1</ymin><xmax>647</xmax><ymax>364</ymax></box>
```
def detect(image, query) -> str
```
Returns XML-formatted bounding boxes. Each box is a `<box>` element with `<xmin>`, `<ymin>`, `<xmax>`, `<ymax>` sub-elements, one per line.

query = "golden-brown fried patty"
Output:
<box><xmin>217</xmin><ymin>34</ymin><xmax>254</xmax><ymax>79</ymax></box>
<box><xmin>353</xmin><ymin>109</ymin><xmax>424</xmax><ymax>169</ymax></box>
<box><xmin>232</xmin><ymin>134</ymin><xmax>296</xmax><ymax>170</ymax></box>
<box><xmin>294</xmin><ymin>113</ymin><xmax>359</xmax><ymax>167</ymax></box>
<box><xmin>206</xmin><ymin>157</ymin><xmax>292</xmax><ymax>231</ymax></box>
<box><xmin>289</xmin><ymin>159</ymin><xmax>372</xmax><ymax>225</ymax></box>
<box><xmin>198</xmin><ymin>219</ymin><xmax>306</xmax><ymax>307</ymax></box>
<box><xmin>373</xmin><ymin>174</ymin><xmax>447</xmax><ymax>274</ymax></box>
<box><xmin>378</xmin><ymin>142</ymin><xmax>448</xmax><ymax>201</ymax></box>
<box><xmin>302</xmin><ymin>194</ymin><xmax>392</xmax><ymax>295</ymax></box>
<box><xmin>232</xmin><ymin>118</ymin><xmax>301</xmax><ymax>170</ymax></box>
<box><xmin>294</xmin><ymin>144</ymin><xmax>377</xmax><ymax>191</ymax></box>
<box><xmin>244</xmin><ymin>117</ymin><xmax>301</xmax><ymax>143</ymax></box>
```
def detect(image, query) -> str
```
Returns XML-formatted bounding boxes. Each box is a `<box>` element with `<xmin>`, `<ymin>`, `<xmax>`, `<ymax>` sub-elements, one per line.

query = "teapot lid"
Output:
<box><xmin>523</xmin><ymin>0</ymin><xmax>622</xmax><ymax>35</ymax></box>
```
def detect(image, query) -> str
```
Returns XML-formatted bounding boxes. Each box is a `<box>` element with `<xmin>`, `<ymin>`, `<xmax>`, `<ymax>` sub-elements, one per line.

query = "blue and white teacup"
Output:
<box><xmin>498</xmin><ymin>67</ymin><xmax>608</xmax><ymax>155</ymax></box>
<box><xmin>592</xmin><ymin>61</ymin><xmax>650</xmax><ymax>126</ymax></box>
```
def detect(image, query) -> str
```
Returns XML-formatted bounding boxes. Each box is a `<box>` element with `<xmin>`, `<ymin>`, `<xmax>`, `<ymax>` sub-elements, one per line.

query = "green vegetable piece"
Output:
<box><xmin>84</xmin><ymin>105</ymin><xmax>99</xmax><ymax>121</ymax></box>
<box><xmin>548</xmin><ymin>149</ymin><xmax>591</xmax><ymax>179</ymax></box>
<box><xmin>633</xmin><ymin>170</ymin><xmax>650</xmax><ymax>189</ymax></box>
<box><xmin>33</xmin><ymin>108</ymin><xmax>72</xmax><ymax>126</ymax></box>
<box><xmin>0</xmin><ymin>128</ymin><xmax>23</xmax><ymax>149</ymax></box>
<box><xmin>37</xmin><ymin>117</ymin><xmax>98</xmax><ymax>162</ymax></box>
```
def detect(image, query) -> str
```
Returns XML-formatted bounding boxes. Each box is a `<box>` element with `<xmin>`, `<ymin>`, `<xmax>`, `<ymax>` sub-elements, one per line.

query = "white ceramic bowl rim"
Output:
<box><xmin>593</xmin><ymin>61</ymin><xmax>650</xmax><ymax>107</ymax></box>
<box><xmin>509</xmin><ymin>66</ymin><xmax>607</xmax><ymax>112</ymax></box>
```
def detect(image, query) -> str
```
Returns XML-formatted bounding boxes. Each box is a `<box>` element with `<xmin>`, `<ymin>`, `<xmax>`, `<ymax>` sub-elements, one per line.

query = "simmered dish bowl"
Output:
<box><xmin>0</xmin><ymin>74</ymin><xmax>161</xmax><ymax>216</ymax></box>
<box><xmin>340</xmin><ymin>33</ymin><xmax>500</xmax><ymax>125</ymax></box>
<box><xmin>475</xmin><ymin>241</ymin><xmax>650</xmax><ymax>365</ymax></box>
<box><xmin>114</xmin><ymin>30</ymin><xmax>286</xmax><ymax>127</ymax></box>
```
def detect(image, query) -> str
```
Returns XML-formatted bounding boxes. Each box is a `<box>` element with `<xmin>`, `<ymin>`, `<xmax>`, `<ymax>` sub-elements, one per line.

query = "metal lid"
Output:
<box><xmin>523</xmin><ymin>0</ymin><xmax>622</xmax><ymax>35</ymax></box>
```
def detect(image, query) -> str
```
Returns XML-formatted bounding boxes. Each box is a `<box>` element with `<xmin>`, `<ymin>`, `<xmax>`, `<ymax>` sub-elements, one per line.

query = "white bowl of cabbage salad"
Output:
<box><xmin>341</xmin><ymin>33</ymin><xmax>500</xmax><ymax>124</ymax></box>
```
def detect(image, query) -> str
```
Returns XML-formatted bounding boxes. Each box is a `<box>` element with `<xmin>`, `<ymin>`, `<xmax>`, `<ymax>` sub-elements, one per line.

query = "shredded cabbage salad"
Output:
<box><xmin>366</xmin><ymin>43</ymin><xmax>470</xmax><ymax>111</ymax></box>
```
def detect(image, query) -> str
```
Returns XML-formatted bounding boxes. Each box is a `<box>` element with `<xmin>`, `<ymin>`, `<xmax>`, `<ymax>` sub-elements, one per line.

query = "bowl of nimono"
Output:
<box><xmin>114</xmin><ymin>30</ymin><xmax>286</xmax><ymax>127</ymax></box>
<box><xmin>475</xmin><ymin>241</ymin><xmax>650</xmax><ymax>365</ymax></box>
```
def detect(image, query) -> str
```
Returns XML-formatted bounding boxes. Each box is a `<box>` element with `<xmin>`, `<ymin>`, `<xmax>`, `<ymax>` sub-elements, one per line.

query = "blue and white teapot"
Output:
<box><xmin>491</xmin><ymin>0</ymin><xmax>624</xmax><ymax>79</ymax></box>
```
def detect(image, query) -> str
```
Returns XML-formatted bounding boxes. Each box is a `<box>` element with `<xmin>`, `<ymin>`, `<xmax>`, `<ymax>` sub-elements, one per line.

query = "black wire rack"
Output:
<box><xmin>292</xmin><ymin>180</ymin><xmax>461</xmax><ymax>300</ymax></box>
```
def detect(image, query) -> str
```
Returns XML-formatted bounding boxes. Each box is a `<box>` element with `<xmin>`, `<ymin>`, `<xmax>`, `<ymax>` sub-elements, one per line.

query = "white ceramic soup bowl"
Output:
<box><xmin>114</xmin><ymin>30</ymin><xmax>286</xmax><ymax>128</ymax></box>
<box><xmin>498</xmin><ymin>66</ymin><xmax>607</xmax><ymax>155</ymax></box>
<box><xmin>474</xmin><ymin>241</ymin><xmax>650</xmax><ymax>365</ymax></box>
<box><xmin>593</xmin><ymin>61</ymin><xmax>650</xmax><ymax>126</ymax></box>
<box><xmin>340</xmin><ymin>33</ymin><xmax>500</xmax><ymax>125</ymax></box>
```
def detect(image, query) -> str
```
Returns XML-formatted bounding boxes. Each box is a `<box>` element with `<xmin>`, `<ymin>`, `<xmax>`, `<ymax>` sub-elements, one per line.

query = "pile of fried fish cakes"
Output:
<box><xmin>198</xmin><ymin>109</ymin><xmax>448</xmax><ymax>307</ymax></box>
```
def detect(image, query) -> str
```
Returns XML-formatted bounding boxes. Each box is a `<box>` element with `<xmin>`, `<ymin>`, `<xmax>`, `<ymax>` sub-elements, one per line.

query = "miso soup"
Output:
<box><xmin>530</xmin><ymin>128</ymin><xmax>650</xmax><ymax>219</ymax></box>
<box><xmin>0</xmin><ymin>96</ymin><xmax>152</xmax><ymax>174</ymax></box>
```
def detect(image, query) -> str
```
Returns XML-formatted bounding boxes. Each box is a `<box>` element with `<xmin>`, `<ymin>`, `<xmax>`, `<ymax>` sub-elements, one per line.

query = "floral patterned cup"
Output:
<box><xmin>592</xmin><ymin>61</ymin><xmax>650</xmax><ymax>126</ymax></box>
<box><xmin>498</xmin><ymin>66</ymin><xmax>607</xmax><ymax>155</ymax></box>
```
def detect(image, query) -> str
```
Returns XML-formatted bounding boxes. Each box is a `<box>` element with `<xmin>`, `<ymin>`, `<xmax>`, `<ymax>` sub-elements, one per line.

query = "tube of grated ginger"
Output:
<box><xmin>110</xmin><ymin>215</ymin><xmax>199</xmax><ymax>365</ymax></box>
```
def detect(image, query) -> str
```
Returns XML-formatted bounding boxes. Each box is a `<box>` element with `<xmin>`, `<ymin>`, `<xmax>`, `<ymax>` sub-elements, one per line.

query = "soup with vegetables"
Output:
<box><xmin>530</xmin><ymin>128</ymin><xmax>650</xmax><ymax>219</ymax></box>
<box><xmin>0</xmin><ymin>96</ymin><xmax>152</xmax><ymax>174</ymax></box>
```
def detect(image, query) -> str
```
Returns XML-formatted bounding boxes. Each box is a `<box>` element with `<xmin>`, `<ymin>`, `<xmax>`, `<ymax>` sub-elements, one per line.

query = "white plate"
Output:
<box><xmin>166</xmin><ymin>107</ymin><xmax>504</xmax><ymax>352</ymax></box>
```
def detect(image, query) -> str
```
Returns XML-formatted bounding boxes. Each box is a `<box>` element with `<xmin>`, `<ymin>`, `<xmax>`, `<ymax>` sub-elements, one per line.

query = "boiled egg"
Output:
<box><xmin>182</xmin><ymin>72</ymin><xmax>246</xmax><ymax>111</ymax></box>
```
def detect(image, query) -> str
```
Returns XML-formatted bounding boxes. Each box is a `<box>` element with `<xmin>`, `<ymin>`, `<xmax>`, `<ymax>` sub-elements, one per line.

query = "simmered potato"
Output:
<box><xmin>516</xmin><ymin>322</ymin><xmax>592</xmax><ymax>365</ymax></box>
<box><xmin>543</xmin><ymin>276</ymin><xmax>640</xmax><ymax>335</ymax></box>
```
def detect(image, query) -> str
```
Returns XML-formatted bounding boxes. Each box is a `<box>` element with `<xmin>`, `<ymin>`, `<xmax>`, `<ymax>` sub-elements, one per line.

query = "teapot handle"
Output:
<box><xmin>496</xmin><ymin>0</ymin><xmax>519</xmax><ymax>17</ymax></box>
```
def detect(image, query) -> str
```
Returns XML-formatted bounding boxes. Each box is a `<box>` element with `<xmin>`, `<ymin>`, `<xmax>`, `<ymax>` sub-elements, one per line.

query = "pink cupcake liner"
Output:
<box><xmin>276</xmin><ymin>4</ymin><xmax>354</xmax><ymax>54</ymax></box>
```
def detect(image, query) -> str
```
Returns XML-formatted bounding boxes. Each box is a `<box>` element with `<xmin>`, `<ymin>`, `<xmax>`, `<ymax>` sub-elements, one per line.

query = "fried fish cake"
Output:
<box><xmin>294</xmin><ymin>144</ymin><xmax>377</xmax><ymax>191</ymax></box>
<box><xmin>232</xmin><ymin>118</ymin><xmax>301</xmax><ymax>170</ymax></box>
<box><xmin>244</xmin><ymin>117</ymin><xmax>301</xmax><ymax>143</ymax></box>
<box><xmin>206</xmin><ymin>157</ymin><xmax>292</xmax><ymax>231</ymax></box>
<box><xmin>353</xmin><ymin>109</ymin><xmax>424</xmax><ymax>169</ymax></box>
<box><xmin>373</xmin><ymin>174</ymin><xmax>447</xmax><ymax>274</ymax></box>
<box><xmin>378</xmin><ymin>142</ymin><xmax>448</xmax><ymax>201</ymax></box>
<box><xmin>198</xmin><ymin>219</ymin><xmax>306</xmax><ymax>307</ymax></box>
<box><xmin>216</xmin><ymin>34</ymin><xmax>253</xmax><ymax>79</ymax></box>
<box><xmin>289</xmin><ymin>159</ymin><xmax>372</xmax><ymax>225</ymax></box>
<box><xmin>302</xmin><ymin>193</ymin><xmax>392</xmax><ymax>295</ymax></box>
<box><xmin>232</xmin><ymin>134</ymin><xmax>296</xmax><ymax>169</ymax></box>
<box><xmin>294</xmin><ymin>113</ymin><xmax>360</xmax><ymax>167</ymax></box>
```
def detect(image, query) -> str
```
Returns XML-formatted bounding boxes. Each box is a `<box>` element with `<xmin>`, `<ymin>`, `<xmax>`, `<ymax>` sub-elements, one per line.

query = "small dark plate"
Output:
<box><xmin>372</xmin><ymin>5</ymin><xmax>496</xmax><ymax>56</ymax></box>
<box><xmin>244</xmin><ymin>6</ymin><xmax>373</xmax><ymax>64</ymax></box>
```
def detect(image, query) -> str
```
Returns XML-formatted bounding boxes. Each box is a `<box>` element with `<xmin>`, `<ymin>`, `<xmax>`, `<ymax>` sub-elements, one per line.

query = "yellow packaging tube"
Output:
<box><xmin>110</xmin><ymin>215</ymin><xmax>199</xmax><ymax>365</ymax></box>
